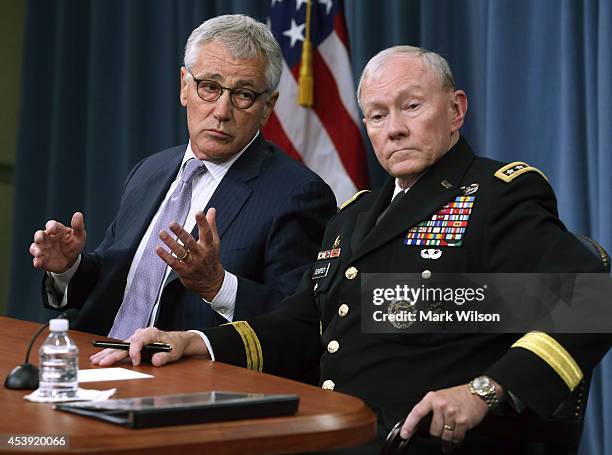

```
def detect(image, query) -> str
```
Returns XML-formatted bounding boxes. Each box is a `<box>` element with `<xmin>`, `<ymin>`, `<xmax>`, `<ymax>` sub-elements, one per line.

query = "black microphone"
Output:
<box><xmin>4</xmin><ymin>309</ymin><xmax>80</xmax><ymax>390</ymax></box>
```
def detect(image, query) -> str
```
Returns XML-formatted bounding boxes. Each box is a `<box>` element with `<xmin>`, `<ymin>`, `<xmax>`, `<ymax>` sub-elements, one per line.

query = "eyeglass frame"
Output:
<box><xmin>188</xmin><ymin>71</ymin><xmax>270</xmax><ymax>110</ymax></box>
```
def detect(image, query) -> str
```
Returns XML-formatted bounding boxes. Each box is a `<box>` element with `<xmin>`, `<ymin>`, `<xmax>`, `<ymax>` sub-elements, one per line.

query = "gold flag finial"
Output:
<box><xmin>298</xmin><ymin>0</ymin><xmax>314</xmax><ymax>107</ymax></box>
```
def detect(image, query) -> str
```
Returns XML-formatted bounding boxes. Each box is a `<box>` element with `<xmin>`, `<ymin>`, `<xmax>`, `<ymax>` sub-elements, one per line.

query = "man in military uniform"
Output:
<box><xmin>92</xmin><ymin>46</ymin><xmax>611</xmax><ymax>453</ymax></box>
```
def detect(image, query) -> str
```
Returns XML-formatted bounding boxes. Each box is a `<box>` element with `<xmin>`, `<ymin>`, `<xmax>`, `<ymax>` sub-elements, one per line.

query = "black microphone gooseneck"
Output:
<box><xmin>4</xmin><ymin>309</ymin><xmax>80</xmax><ymax>390</ymax></box>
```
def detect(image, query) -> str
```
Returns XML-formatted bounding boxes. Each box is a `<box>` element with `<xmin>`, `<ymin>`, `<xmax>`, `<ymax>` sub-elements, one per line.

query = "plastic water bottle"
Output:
<box><xmin>38</xmin><ymin>318</ymin><xmax>79</xmax><ymax>398</ymax></box>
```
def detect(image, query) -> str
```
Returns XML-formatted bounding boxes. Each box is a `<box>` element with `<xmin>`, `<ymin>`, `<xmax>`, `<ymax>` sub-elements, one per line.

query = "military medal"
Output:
<box><xmin>317</xmin><ymin>248</ymin><xmax>341</xmax><ymax>260</ymax></box>
<box><xmin>404</xmin><ymin>194</ymin><xmax>476</xmax><ymax>247</ymax></box>
<box><xmin>313</xmin><ymin>235</ymin><xmax>341</xmax><ymax>280</ymax></box>
<box><xmin>317</xmin><ymin>235</ymin><xmax>342</xmax><ymax>260</ymax></box>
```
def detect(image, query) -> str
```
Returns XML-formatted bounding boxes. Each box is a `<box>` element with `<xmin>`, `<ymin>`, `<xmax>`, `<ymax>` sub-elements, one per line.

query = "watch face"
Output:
<box><xmin>472</xmin><ymin>376</ymin><xmax>490</xmax><ymax>391</ymax></box>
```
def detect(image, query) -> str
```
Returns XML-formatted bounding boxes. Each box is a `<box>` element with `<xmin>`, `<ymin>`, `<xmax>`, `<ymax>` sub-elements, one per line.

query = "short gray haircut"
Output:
<box><xmin>356</xmin><ymin>46</ymin><xmax>456</xmax><ymax>109</ymax></box>
<box><xmin>184</xmin><ymin>14</ymin><xmax>283</xmax><ymax>92</ymax></box>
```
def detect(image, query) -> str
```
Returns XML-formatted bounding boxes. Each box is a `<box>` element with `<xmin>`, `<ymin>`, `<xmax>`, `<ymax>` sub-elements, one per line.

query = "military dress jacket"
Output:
<box><xmin>204</xmin><ymin>137</ymin><xmax>610</xmax><ymax>431</ymax></box>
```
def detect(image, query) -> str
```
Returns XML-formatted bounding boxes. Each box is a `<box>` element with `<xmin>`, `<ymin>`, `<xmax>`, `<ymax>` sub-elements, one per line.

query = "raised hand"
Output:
<box><xmin>156</xmin><ymin>208</ymin><xmax>225</xmax><ymax>301</ymax></box>
<box><xmin>30</xmin><ymin>212</ymin><xmax>86</xmax><ymax>273</ymax></box>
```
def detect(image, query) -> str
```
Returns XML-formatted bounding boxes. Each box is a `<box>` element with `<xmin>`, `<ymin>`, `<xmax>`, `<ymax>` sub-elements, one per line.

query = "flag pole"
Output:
<box><xmin>298</xmin><ymin>0</ymin><xmax>314</xmax><ymax>107</ymax></box>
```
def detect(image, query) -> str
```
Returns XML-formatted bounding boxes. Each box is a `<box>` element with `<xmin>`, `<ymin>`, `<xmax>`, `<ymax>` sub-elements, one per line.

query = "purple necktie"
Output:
<box><xmin>109</xmin><ymin>158</ymin><xmax>206</xmax><ymax>339</ymax></box>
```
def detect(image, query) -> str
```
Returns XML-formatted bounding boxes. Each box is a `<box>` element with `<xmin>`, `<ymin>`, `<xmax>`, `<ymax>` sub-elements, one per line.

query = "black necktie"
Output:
<box><xmin>376</xmin><ymin>190</ymin><xmax>407</xmax><ymax>225</ymax></box>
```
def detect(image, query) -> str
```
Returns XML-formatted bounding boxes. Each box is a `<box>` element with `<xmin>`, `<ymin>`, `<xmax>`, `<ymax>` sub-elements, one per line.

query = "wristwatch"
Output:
<box><xmin>468</xmin><ymin>376</ymin><xmax>499</xmax><ymax>410</ymax></box>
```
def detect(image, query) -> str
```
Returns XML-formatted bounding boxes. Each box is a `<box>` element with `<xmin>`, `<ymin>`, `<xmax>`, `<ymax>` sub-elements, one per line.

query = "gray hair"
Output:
<box><xmin>184</xmin><ymin>14</ymin><xmax>283</xmax><ymax>92</ymax></box>
<box><xmin>356</xmin><ymin>46</ymin><xmax>456</xmax><ymax>109</ymax></box>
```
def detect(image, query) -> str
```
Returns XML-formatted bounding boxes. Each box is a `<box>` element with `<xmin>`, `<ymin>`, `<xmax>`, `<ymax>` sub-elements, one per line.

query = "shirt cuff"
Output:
<box><xmin>205</xmin><ymin>270</ymin><xmax>237</xmax><ymax>321</ymax></box>
<box><xmin>188</xmin><ymin>330</ymin><xmax>216</xmax><ymax>361</ymax></box>
<box><xmin>46</xmin><ymin>255</ymin><xmax>82</xmax><ymax>308</ymax></box>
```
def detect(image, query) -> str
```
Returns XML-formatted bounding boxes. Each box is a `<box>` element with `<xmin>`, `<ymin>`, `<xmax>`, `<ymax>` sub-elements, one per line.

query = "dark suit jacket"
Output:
<box><xmin>43</xmin><ymin>135</ymin><xmax>337</xmax><ymax>335</ymax></box>
<box><xmin>204</xmin><ymin>137</ymin><xmax>611</xmax><ymax>443</ymax></box>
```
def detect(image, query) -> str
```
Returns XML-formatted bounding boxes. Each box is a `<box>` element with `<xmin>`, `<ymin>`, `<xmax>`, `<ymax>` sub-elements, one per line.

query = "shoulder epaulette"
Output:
<box><xmin>339</xmin><ymin>190</ymin><xmax>371</xmax><ymax>211</ymax></box>
<box><xmin>494</xmin><ymin>162</ymin><xmax>548</xmax><ymax>183</ymax></box>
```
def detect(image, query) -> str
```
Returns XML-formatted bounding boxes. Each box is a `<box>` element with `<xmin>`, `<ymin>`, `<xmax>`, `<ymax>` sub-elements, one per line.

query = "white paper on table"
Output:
<box><xmin>78</xmin><ymin>367</ymin><xmax>153</xmax><ymax>382</ymax></box>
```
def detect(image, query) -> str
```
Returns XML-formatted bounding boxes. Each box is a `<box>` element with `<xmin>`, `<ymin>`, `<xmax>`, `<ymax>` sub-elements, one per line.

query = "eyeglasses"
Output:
<box><xmin>189</xmin><ymin>72</ymin><xmax>269</xmax><ymax>110</ymax></box>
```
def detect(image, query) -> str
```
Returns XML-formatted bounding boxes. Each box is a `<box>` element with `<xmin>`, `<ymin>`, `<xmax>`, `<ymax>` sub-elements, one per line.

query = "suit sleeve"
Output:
<box><xmin>41</xmin><ymin>158</ymin><xmax>147</xmax><ymax>311</ymax></box>
<box><xmin>232</xmin><ymin>179</ymin><xmax>336</xmax><ymax>320</ymax></box>
<box><xmin>480</xmin><ymin>172</ymin><xmax>612</xmax><ymax>417</ymax></box>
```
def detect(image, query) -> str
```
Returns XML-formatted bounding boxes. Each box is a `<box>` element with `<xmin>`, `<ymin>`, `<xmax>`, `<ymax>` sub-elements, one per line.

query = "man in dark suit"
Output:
<box><xmin>29</xmin><ymin>14</ymin><xmax>336</xmax><ymax>337</ymax></box>
<box><xmin>91</xmin><ymin>46</ymin><xmax>611</xmax><ymax>453</ymax></box>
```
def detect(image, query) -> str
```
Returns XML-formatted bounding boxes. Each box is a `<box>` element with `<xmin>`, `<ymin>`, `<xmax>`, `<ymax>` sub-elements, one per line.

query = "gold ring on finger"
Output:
<box><xmin>443</xmin><ymin>424</ymin><xmax>454</xmax><ymax>431</ymax></box>
<box><xmin>177</xmin><ymin>248</ymin><xmax>190</xmax><ymax>261</ymax></box>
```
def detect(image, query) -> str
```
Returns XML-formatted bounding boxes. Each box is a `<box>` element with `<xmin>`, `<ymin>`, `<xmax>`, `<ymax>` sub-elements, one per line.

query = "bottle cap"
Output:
<box><xmin>49</xmin><ymin>318</ymin><xmax>69</xmax><ymax>332</ymax></box>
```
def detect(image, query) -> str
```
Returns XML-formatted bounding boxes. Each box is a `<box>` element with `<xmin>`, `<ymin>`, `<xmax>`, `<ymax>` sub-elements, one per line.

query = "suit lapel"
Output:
<box><xmin>351</xmin><ymin>179</ymin><xmax>395</xmax><ymax>246</ymax></box>
<box><xmin>195</xmin><ymin>134</ymin><xmax>267</xmax><ymax>240</ymax></box>
<box><xmin>124</xmin><ymin>149</ymin><xmax>183</xmax><ymax>247</ymax></box>
<box><xmin>202</xmin><ymin>178</ymin><xmax>252</xmax><ymax>239</ymax></box>
<box><xmin>164</xmin><ymin>135</ymin><xmax>268</xmax><ymax>286</ymax></box>
<box><xmin>350</xmin><ymin>137</ymin><xmax>476</xmax><ymax>263</ymax></box>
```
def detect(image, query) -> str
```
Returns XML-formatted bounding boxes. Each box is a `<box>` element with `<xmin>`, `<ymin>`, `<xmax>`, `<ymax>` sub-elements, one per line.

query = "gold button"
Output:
<box><xmin>345</xmin><ymin>266</ymin><xmax>358</xmax><ymax>280</ymax></box>
<box><xmin>327</xmin><ymin>340</ymin><xmax>340</xmax><ymax>353</ymax></box>
<box><xmin>338</xmin><ymin>304</ymin><xmax>349</xmax><ymax>317</ymax></box>
<box><xmin>322</xmin><ymin>379</ymin><xmax>335</xmax><ymax>391</ymax></box>
<box><xmin>422</xmin><ymin>269</ymin><xmax>432</xmax><ymax>279</ymax></box>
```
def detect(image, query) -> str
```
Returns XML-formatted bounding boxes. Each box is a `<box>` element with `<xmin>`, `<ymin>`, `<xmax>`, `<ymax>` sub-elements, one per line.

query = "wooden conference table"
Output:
<box><xmin>0</xmin><ymin>316</ymin><xmax>376</xmax><ymax>454</ymax></box>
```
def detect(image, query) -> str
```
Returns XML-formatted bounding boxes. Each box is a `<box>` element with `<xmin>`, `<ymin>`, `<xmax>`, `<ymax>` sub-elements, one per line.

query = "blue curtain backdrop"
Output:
<box><xmin>8</xmin><ymin>1</ymin><xmax>611</xmax><ymax>452</ymax></box>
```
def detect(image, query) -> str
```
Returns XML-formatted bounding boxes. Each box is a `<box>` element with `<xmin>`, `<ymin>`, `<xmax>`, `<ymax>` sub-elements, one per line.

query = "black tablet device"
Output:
<box><xmin>54</xmin><ymin>391</ymin><xmax>299</xmax><ymax>428</ymax></box>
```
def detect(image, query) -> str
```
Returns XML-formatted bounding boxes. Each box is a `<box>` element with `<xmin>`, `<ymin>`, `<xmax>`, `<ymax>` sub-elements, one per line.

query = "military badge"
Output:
<box><xmin>460</xmin><ymin>183</ymin><xmax>479</xmax><ymax>195</ymax></box>
<box><xmin>420</xmin><ymin>248</ymin><xmax>442</xmax><ymax>259</ymax></box>
<box><xmin>387</xmin><ymin>299</ymin><xmax>416</xmax><ymax>329</ymax></box>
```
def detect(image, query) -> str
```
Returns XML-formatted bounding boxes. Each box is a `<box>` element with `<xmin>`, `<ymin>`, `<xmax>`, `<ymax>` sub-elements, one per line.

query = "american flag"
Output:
<box><xmin>264</xmin><ymin>0</ymin><xmax>369</xmax><ymax>204</ymax></box>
